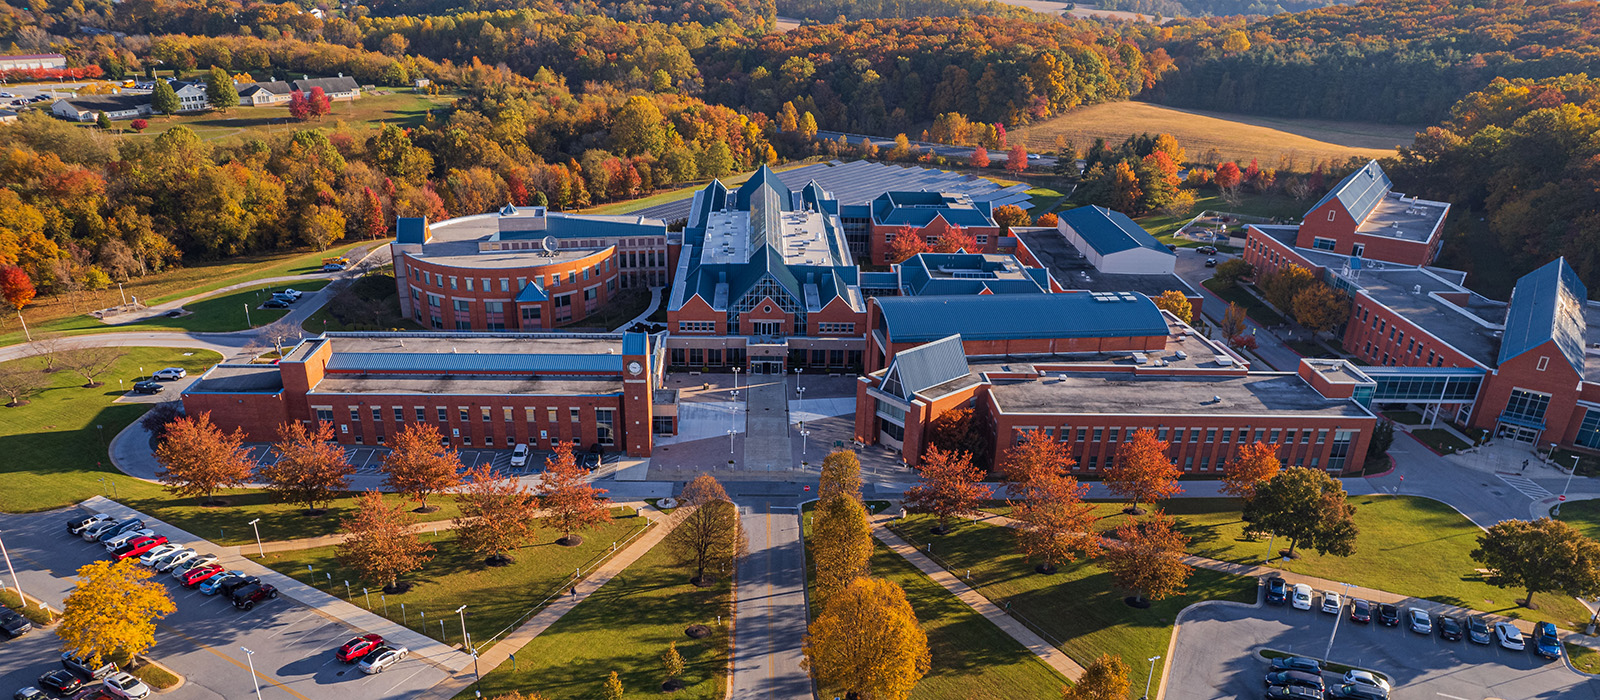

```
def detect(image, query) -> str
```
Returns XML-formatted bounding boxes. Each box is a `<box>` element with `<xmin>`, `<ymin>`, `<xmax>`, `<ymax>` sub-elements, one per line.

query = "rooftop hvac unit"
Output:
<box><xmin>1175</xmin><ymin>350</ymin><xmax>1188</xmax><ymax>360</ymax></box>
<box><xmin>1132</xmin><ymin>352</ymin><xmax>1148</xmax><ymax>364</ymax></box>
<box><xmin>1216</xmin><ymin>356</ymin><xmax>1234</xmax><ymax>366</ymax></box>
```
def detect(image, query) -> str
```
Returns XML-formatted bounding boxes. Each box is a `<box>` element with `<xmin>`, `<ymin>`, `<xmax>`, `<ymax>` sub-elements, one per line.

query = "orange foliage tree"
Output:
<box><xmin>537</xmin><ymin>440</ymin><xmax>613</xmax><ymax>546</ymax></box>
<box><xmin>1102</xmin><ymin>510</ymin><xmax>1193</xmax><ymax>604</ymax></box>
<box><xmin>454</xmin><ymin>463</ymin><xmax>542</xmax><ymax>565</ymax></box>
<box><xmin>1221</xmin><ymin>441</ymin><xmax>1281</xmax><ymax>499</ymax></box>
<box><xmin>1000</xmin><ymin>428</ymin><xmax>1073</xmax><ymax>501</ymax></box>
<box><xmin>903</xmin><ymin>446</ymin><xmax>987</xmax><ymax>534</ymax></box>
<box><xmin>1104</xmin><ymin>428</ymin><xmax>1183</xmax><ymax>514</ymax></box>
<box><xmin>932</xmin><ymin>225</ymin><xmax>976</xmax><ymax>253</ymax></box>
<box><xmin>1013</xmin><ymin>467</ymin><xmax>1099</xmax><ymax>574</ymax></box>
<box><xmin>887</xmin><ymin>226</ymin><xmax>931</xmax><ymax>263</ymax></box>
<box><xmin>154</xmin><ymin>412</ymin><xmax>256</xmax><ymax>505</ymax></box>
<box><xmin>261</xmin><ymin>420</ymin><xmax>354</xmax><ymax>514</ymax></box>
<box><xmin>380</xmin><ymin>423</ymin><xmax>463</xmax><ymax>512</ymax></box>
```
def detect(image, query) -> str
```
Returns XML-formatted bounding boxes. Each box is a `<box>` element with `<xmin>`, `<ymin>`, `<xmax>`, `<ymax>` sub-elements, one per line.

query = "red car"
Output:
<box><xmin>180</xmin><ymin>563</ymin><xmax>225</xmax><ymax>588</ymax></box>
<box><xmin>336</xmin><ymin>634</ymin><xmax>385</xmax><ymax>663</ymax></box>
<box><xmin>116</xmin><ymin>536</ymin><xmax>169</xmax><ymax>561</ymax></box>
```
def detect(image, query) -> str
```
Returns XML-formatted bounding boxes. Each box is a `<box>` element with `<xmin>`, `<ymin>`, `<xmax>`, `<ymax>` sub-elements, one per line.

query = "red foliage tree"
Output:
<box><xmin>360</xmin><ymin>186</ymin><xmax>386</xmax><ymax>240</ymax></box>
<box><xmin>969</xmin><ymin>145</ymin><xmax>990</xmax><ymax>168</ymax></box>
<box><xmin>1214</xmin><ymin>162</ymin><xmax>1243</xmax><ymax>189</ymax></box>
<box><xmin>887</xmin><ymin>226</ymin><xmax>931</xmax><ymax>263</ymax></box>
<box><xmin>130</xmin><ymin>119</ymin><xmax>149</xmax><ymax>133</ymax></box>
<box><xmin>932</xmin><ymin>225</ymin><xmax>976</xmax><ymax>253</ymax></box>
<box><xmin>1004</xmin><ymin>144</ymin><xmax>1028</xmax><ymax>173</ymax></box>
<box><xmin>0</xmin><ymin>266</ymin><xmax>36</xmax><ymax>313</ymax></box>
<box><xmin>903</xmin><ymin>446</ymin><xmax>987</xmax><ymax>534</ymax></box>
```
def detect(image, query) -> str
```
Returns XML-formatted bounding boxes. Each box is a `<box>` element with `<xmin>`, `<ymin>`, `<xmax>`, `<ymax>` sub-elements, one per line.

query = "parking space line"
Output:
<box><xmin>383</xmin><ymin>664</ymin><xmax>429</xmax><ymax>694</ymax></box>
<box><xmin>156</xmin><ymin>622</ymin><xmax>316</xmax><ymax>700</ymax></box>
<box><xmin>267</xmin><ymin>608</ymin><xmax>324</xmax><ymax>638</ymax></box>
<box><xmin>1436</xmin><ymin>694</ymin><xmax>1469</xmax><ymax>700</ymax></box>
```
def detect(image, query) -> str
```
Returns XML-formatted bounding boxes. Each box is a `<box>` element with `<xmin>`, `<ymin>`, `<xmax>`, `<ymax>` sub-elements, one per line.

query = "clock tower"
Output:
<box><xmin>620</xmin><ymin>331</ymin><xmax>655</xmax><ymax>457</ymax></box>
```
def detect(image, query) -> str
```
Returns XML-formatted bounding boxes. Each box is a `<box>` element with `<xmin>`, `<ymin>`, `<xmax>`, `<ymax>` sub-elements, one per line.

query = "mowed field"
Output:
<box><xmin>1014</xmin><ymin>101</ymin><xmax>1418</xmax><ymax>165</ymax></box>
<box><xmin>88</xmin><ymin>89</ymin><xmax>455</xmax><ymax>143</ymax></box>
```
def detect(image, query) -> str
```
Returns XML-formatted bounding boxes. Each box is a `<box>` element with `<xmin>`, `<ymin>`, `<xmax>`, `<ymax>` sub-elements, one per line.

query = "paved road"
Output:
<box><xmin>1171</xmin><ymin>249</ymin><xmax>1304</xmax><ymax>371</ymax></box>
<box><xmin>729</xmin><ymin>500</ymin><xmax>811</xmax><ymax>700</ymax></box>
<box><xmin>0</xmin><ymin>507</ymin><xmax>450</xmax><ymax>700</ymax></box>
<box><xmin>815</xmin><ymin>130</ymin><xmax>1060</xmax><ymax>168</ymax></box>
<box><xmin>743</xmin><ymin>377</ymin><xmax>793</xmax><ymax>472</ymax></box>
<box><xmin>1167</xmin><ymin>601</ymin><xmax>1596</xmax><ymax>700</ymax></box>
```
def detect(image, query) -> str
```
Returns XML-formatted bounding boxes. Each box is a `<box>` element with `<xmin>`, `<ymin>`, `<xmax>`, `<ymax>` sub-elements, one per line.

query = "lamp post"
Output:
<box><xmin>732</xmin><ymin>366</ymin><xmax>740</xmax><ymax>392</ymax></box>
<box><xmin>1141</xmin><ymin>655</ymin><xmax>1160</xmax><ymax>700</ymax></box>
<box><xmin>117</xmin><ymin>281</ymin><xmax>126</xmax><ymax>306</ymax></box>
<box><xmin>244</xmin><ymin>303</ymin><xmax>251</xmax><ymax>328</ymax></box>
<box><xmin>727</xmin><ymin>429</ymin><xmax>737</xmax><ymax>454</ymax></box>
<box><xmin>800</xmin><ymin>429</ymin><xmax>810</xmax><ymax>456</ymax></box>
<box><xmin>248</xmin><ymin>518</ymin><xmax>264</xmax><ymax>557</ymax></box>
<box><xmin>1556</xmin><ymin>454</ymin><xmax>1580</xmax><ymax>516</ymax></box>
<box><xmin>455</xmin><ymin>605</ymin><xmax>479</xmax><ymax>677</ymax></box>
<box><xmin>1323</xmin><ymin>582</ymin><xmax>1354</xmax><ymax>661</ymax></box>
<box><xmin>241</xmin><ymin>647</ymin><xmax>262</xmax><ymax>700</ymax></box>
<box><xmin>795</xmin><ymin>367</ymin><xmax>804</xmax><ymax>395</ymax></box>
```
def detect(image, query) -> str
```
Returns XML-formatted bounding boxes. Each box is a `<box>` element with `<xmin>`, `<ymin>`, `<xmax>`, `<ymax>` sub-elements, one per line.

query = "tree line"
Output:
<box><xmin>775</xmin><ymin>0</ymin><xmax>1037</xmax><ymax>23</ymax></box>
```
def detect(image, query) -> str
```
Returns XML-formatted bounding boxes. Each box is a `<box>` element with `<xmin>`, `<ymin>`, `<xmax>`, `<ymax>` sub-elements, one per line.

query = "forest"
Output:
<box><xmin>1097</xmin><ymin>0</ymin><xmax>1345</xmax><ymax>20</ymax></box>
<box><xmin>1144</xmin><ymin>0</ymin><xmax>1600</xmax><ymax>123</ymax></box>
<box><xmin>773</xmin><ymin>0</ymin><xmax>1035</xmax><ymax>22</ymax></box>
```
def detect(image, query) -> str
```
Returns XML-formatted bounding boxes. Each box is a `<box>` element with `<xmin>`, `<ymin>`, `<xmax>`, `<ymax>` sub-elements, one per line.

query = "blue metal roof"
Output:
<box><xmin>1058</xmin><ymin>206</ymin><xmax>1171</xmax><ymax>257</ymax></box>
<box><xmin>1497</xmin><ymin>257</ymin><xmax>1588</xmax><ymax>373</ymax></box>
<box><xmin>622</xmin><ymin>332</ymin><xmax>647</xmax><ymax>356</ymax></box>
<box><xmin>870</xmin><ymin>192</ymin><xmax>996</xmax><ymax>228</ymax></box>
<box><xmin>515</xmin><ymin>282</ymin><xmax>548</xmax><ymax>303</ymax></box>
<box><xmin>881</xmin><ymin>334</ymin><xmax>970</xmax><ymax>402</ymax></box>
<box><xmin>1309</xmin><ymin>160</ymin><xmax>1391</xmax><ymax>223</ymax></box>
<box><xmin>327</xmin><ymin>352</ymin><xmax>624</xmax><ymax>374</ymax></box>
<box><xmin>396</xmin><ymin>217</ymin><xmax>428</xmax><ymax>244</ymax></box>
<box><xmin>876</xmin><ymin>293</ymin><xmax>1168</xmax><ymax>343</ymax></box>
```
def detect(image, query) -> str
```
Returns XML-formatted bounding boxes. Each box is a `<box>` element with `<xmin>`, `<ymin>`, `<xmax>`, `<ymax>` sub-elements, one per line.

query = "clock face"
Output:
<box><xmin>628</xmin><ymin>361</ymin><xmax>643</xmax><ymax>375</ymax></box>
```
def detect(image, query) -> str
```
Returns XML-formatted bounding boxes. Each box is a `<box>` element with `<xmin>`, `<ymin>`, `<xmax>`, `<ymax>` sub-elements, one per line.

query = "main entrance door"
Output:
<box><xmin>751</xmin><ymin>360</ymin><xmax>783</xmax><ymax>374</ymax></box>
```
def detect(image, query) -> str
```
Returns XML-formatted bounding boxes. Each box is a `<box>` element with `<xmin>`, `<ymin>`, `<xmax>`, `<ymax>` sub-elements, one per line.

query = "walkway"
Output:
<box><xmin>729</xmin><ymin>500</ymin><xmax>811</xmax><ymax>700</ymax></box>
<box><xmin>870</xmin><ymin>514</ymin><xmax>1086</xmax><ymax>680</ymax></box>
<box><xmin>743</xmin><ymin>377</ymin><xmax>793</xmax><ymax>472</ymax></box>
<box><xmin>610</xmin><ymin>286</ymin><xmax>663</xmax><ymax>332</ymax></box>
<box><xmin>417</xmin><ymin>505</ymin><xmax>682</xmax><ymax>700</ymax></box>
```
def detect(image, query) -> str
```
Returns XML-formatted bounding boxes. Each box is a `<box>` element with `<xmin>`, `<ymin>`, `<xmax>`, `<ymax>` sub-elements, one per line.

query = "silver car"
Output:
<box><xmin>357</xmin><ymin>645</ymin><xmax>409</xmax><ymax>674</ymax></box>
<box><xmin>172</xmin><ymin>554</ymin><xmax>218</xmax><ymax>579</ymax></box>
<box><xmin>155</xmin><ymin>549</ymin><xmax>197</xmax><ymax>573</ymax></box>
<box><xmin>139</xmin><ymin>543</ymin><xmax>182</xmax><ymax>567</ymax></box>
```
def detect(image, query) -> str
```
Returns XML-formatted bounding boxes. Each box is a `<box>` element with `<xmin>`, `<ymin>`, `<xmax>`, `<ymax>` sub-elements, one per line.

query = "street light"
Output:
<box><xmin>241</xmin><ymin>647</ymin><xmax>262</xmax><ymax>700</ymax></box>
<box><xmin>800</xmin><ymin>429</ymin><xmax>810</xmax><ymax>456</ymax></box>
<box><xmin>795</xmin><ymin>367</ymin><xmax>805</xmax><ymax>395</ymax></box>
<box><xmin>1322</xmin><ymin>582</ymin><xmax>1355</xmax><ymax>662</ymax></box>
<box><xmin>727</xmin><ymin>428</ymin><xmax>737</xmax><ymax>454</ymax></box>
<box><xmin>244</xmin><ymin>303</ymin><xmax>251</xmax><ymax>328</ymax></box>
<box><xmin>1141</xmin><ymin>655</ymin><xmax>1160</xmax><ymax>700</ymax></box>
<box><xmin>247</xmin><ymin>518</ymin><xmax>264</xmax><ymax>557</ymax></box>
<box><xmin>732</xmin><ymin>366</ymin><xmax>740</xmax><ymax>392</ymax></box>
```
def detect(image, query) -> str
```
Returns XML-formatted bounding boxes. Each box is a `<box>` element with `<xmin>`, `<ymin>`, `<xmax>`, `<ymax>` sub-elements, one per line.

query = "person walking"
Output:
<box><xmin>1522</xmin><ymin>459</ymin><xmax>1530</xmax><ymax>473</ymax></box>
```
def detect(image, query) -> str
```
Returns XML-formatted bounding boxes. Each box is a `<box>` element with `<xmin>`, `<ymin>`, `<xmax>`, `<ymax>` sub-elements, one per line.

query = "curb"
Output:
<box><xmin>1157</xmin><ymin>586</ymin><xmax>1263</xmax><ymax>700</ymax></box>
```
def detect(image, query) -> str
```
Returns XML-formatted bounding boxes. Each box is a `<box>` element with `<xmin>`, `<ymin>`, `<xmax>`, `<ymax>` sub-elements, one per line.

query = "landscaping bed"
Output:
<box><xmin>1409</xmin><ymin>428</ymin><xmax>1471</xmax><ymax>454</ymax></box>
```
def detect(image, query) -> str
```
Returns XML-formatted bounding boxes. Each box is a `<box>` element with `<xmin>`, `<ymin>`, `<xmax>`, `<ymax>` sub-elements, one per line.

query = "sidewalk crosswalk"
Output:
<box><xmin>1496</xmin><ymin>472</ymin><xmax>1555</xmax><ymax>500</ymax></box>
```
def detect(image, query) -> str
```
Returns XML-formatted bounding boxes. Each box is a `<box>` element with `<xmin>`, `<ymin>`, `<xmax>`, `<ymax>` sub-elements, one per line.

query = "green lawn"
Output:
<box><xmin>1201</xmin><ymin>278</ymin><xmax>1288</xmax><ymax>327</ymax></box>
<box><xmin>1025</xmin><ymin>184</ymin><xmax>1068</xmax><ymax>215</ymax></box>
<box><xmin>1136</xmin><ymin>191</ymin><xmax>1307</xmax><ymax>241</ymax></box>
<box><xmin>889</xmin><ymin>515</ymin><xmax>1257</xmax><ymax>699</ymax></box>
<box><xmin>122</xmin><ymin>490</ymin><xmax>464</xmax><ymax>546</ymax></box>
<box><xmin>1554</xmin><ymin>499</ymin><xmax>1600</xmax><ymax>541</ymax></box>
<box><xmin>802</xmin><ymin>507</ymin><xmax>1071</xmax><ymax>699</ymax></box>
<box><xmin>1566</xmin><ymin>642</ymin><xmax>1600</xmax><ymax>674</ymax></box>
<box><xmin>96</xmin><ymin>91</ymin><xmax>454</xmax><ymax>143</ymax></box>
<box><xmin>456</xmin><ymin>536</ymin><xmax>732</xmax><ymax>700</ymax></box>
<box><xmin>0</xmin><ymin>347</ymin><xmax>222</xmax><ymax>513</ymax></box>
<box><xmin>150</xmin><ymin>280</ymin><xmax>329</xmax><ymax>333</ymax></box>
<box><xmin>1410</xmin><ymin>428</ymin><xmax>1470</xmax><ymax>454</ymax></box>
<box><xmin>252</xmin><ymin>516</ymin><xmax>649</xmax><ymax>650</ymax></box>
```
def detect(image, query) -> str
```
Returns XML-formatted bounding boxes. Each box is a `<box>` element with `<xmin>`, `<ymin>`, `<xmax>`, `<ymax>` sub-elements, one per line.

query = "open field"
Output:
<box><xmin>252</xmin><ymin>515</ymin><xmax>650</xmax><ymax>651</ymax></box>
<box><xmin>124</xmin><ymin>490</ymin><xmax>465</xmax><ymax>546</ymax></box>
<box><xmin>0</xmin><ymin>240</ymin><xmax>376</xmax><ymax>347</ymax></box>
<box><xmin>889</xmin><ymin>514</ymin><xmax>1257</xmax><ymax>699</ymax></box>
<box><xmin>0</xmin><ymin>347</ymin><xmax>222</xmax><ymax>513</ymax></box>
<box><xmin>1014</xmin><ymin>102</ymin><xmax>1417</xmax><ymax>165</ymax></box>
<box><xmin>456</xmin><ymin>536</ymin><xmax>733</xmax><ymax>700</ymax></box>
<box><xmin>802</xmin><ymin>506</ymin><xmax>1073</xmax><ymax>699</ymax></box>
<box><xmin>88</xmin><ymin>90</ymin><xmax>455</xmax><ymax>143</ymax></box>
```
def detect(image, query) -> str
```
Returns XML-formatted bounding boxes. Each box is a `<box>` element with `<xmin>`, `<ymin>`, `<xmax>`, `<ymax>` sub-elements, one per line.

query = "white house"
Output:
<box><xmin>239</xmin><ymin>80</ymin><xmax>293</xmax><ymax>105</ymax></box>
<box><xmin>290</xmin><ymin>76</ymin><xmax>361</xmax><ymax>101</ymax></box>
<box><xmin>1055</xmin><ymin>205</ymin><xmax>1177</xmax><ymax>276</ymax></box>
<box><xmin>52</xmin><ymin>94</ymin><xmax>152</xmax><ymax>121</ymax></box>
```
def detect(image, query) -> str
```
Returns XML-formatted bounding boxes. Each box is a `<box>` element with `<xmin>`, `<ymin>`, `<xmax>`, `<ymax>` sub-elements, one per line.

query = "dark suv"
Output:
<box><xmin>0</xmin><ymin>605</ymin><xmax>32</xmax><ymax>638</ymax></box>
<box><xmin>231</xmin><ymin>583</ymin><xmax>278</xmax><ymax>610</ymax></box>
<box><xmin>1265</xmin><ymin>577</ymin><xmax>1287</xmax><ymax>605</ymax></box>
<box><xmin>1377</xmin><ymin>603</ymin><xmax>1401</xmax><ymax>627</ymax></box>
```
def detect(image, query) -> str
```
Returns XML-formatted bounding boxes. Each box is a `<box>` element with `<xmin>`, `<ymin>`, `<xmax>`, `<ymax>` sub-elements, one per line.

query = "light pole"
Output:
<box><xmin>1557</xmin><ymin>454</ymin><xmax>1580</xmax><ymax>516</ymax></box>
<box><xmin>795</xmin><ymin>367</ymin><xmax>804</xmax><ymax>395</ymax></box>
<box><xmin>244</xmin><ymin>303</ymin><xmax>251</xmax><ymax>328</ymax></box>
<box><xmin>727</xmin><ymin>429</ymin><xmax>737</xmax><ymax>454</ymax></box>
<box><xmin>117</xmin><ymin>281</ymin><xmax>126</xmax><ymax>306</ymax></box>
<box><xmin>248</xmin><ymin>518</ymin><xmax>264</xmax><ymax>557</ymax></box>
<box><xmin>732</xmin><ymin>366</ymin><xmax>740</xmax><ymax>392</ymax></box>
<box><xmin>1323</xmin><ymin>582</ymin><xmax>1354</xmax><ymax>661</ymax></box>
<box><xmin>0</xmin><ymin>531</ymin><xmax>29</xmax><ymax>612</ymax></box>
<box><xmin>456</xmin><ymin>605</ymin><xmax>478</xmax><ymax>677</ymax></box>
<box><xmin>241</xmin><ymin>647</ymin><xmax>262</xmax><ymax>700</ymax></box>
<box><xmin>800</xmin><ymin>429</ymin><xmax>810</xmax><ymax>456</ymax></box>
<box><xmin>1141</xmin><ymin>655</ymin><xmax>1160</xmax><ymax>700</ymax></box>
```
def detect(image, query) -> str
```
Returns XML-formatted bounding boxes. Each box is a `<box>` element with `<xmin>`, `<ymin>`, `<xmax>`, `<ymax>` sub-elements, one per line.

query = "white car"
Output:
<box><xmin>1342</xmin><ymin>670</ymin><xmax>1391</xmax><ymax>692</ymax></box>
<box><xmin>510</xmin><ymin>443</ymin><xmax>530</xmax><ymax>467</ymax></box>
<box><xmin>155</xmin><ymin>549</ymin><xmax>198</xmax><ymax>573</ymax></box>
<box><xmin>173</xmin><ymin>553</ymin><xmax>218</xmax><ymax>578</ymax></box>
<box><xmin>103</xmin><ymin>529</ymin><xmax>155</xmax><ymax>552</ymax></box>
<box><xmin>152</xmin><ymin>367</ymin><xmax>186</xmax><ymax>380</ymax></box>
<box><xmin>357</xmin><ymin>645</ymin><xmax>409</xmax><ymax>674</ymax></box>
<box><xmin>102</xmin><ymin>671</ymin><xmax>151</xmax><ymax>699</ymax></box>
<box><xmin>1290</xmin><ymin>583</ymin><xmax>1313</xmax><ymax>610</ymax></box>
<box><xmin>276</xmin><ymin>288</ymin><xmax>304</xmax><ymax>300</ymax></box>
<box><xmin>1320</xmin><ymin>590</ymin><xmax>1341</xmax><ymax>614</ymax></box>
<box><xmin>139</xmin><ymin>543</ymin><xmax>182</xmax><ymax>567</ymax></box>
<box><xmin>0</xmin><ymin>92</ymin><xmax>13</xmax><ymax>98</ymax></box>
<box><xmin>1495</xmin><ymin>621</ymin><xmax>1526</xmax><ymax>650</ymax></box>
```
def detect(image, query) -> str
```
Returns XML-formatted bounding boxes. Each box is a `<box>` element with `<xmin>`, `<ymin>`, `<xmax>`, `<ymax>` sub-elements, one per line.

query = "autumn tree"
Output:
<box><xmin>536</xmin><ymin>440</ymin><xmax>613</xmax><ymax>546</ymax></box>
<box><xmin>932</xmin><ymin>225</ymin><xmax>976</xmax><ymax>253</ymax></box>
<box><xmin>1472</xmin><ymin>518</ymin><xmax>1600</xmax><ymax>609</ymax></box>
<box><xmin>662</xmin><ymin>642</ymin><xmax>685</xmax><ymax>689</ymax></box>
<box><xmin>970</xmin><ymin>145</ymin><xmax>990</xmax><ymax>168</ymax></box>
<box><xmin>1103</xmin><ymin>511</ymin><xmax>1193</xmax><ymax>604</ymax></box>
<box><xmin>613</xmin><ymin>96</ymin><xmax>667</xmax><ymax>157</ymax></box>
<box><xmin>1221</xmin><ymin>441</ymin><xmax>1281</xmax><ymax>499</ymax></box>
<box><xmin>1105</xmin><ymin>429</ymin><xmax>1183</xmax><ymax>514</ymax></box>
<box><xmin>1153</xmin><ymin>290</ymin><xmax>1192</xmax><ymax>324</ymax></box>
<box><xmin>1012</xmin><ymin>467</ymin><xmax>1099</xmax><ymax>574</ymax></box>
<box><xmin>154</xmin><ymin>412</ymin><xmax>256</xmax><ymax>505</ymax></box>
<box><xmin>454</xmin><ymin>463</ymin><xmax>542</xmax><ymax>565</ymax></box>
<box><xmin>1108</xmin><ymin>161</ymin><xmax>1142</xmax><ymax>212</ymax></box>
<box><xmin>602</xmin><ymin>671</ymin><xmax>625</xmax><ymax>700</ymax></box>
<box><xmin>1243</xmin><ymin>467</ymin><xmax>1358</xmax><ymax>559</ymax></box>
<box><xmin>818</xmin><ymin>449</ymin><xmax>863</xmax><ymax>502</ymax></box>
<box><xmin>887</xmin><ymin>228</ymin><xmax>931</xmax><ymax>264</ymax></box>
<box><xmin>261</xmin><ymin>420</ymin><xmax>353</xmax><ymax>514</ymax></box>
<box><xmin>1220</xmin><ymin>302</ymin><xmax>1249</xmax><ymax>340</ymax></box>
<box><xmin>903</xmin><ymin>446</ymin><xmax>986</xmax><ymax>534</ymax></box>
<box><xmin>337</xmin><ymin>490</ymin><xmax>435</xmax><ymax>592</ymax></box>
<box><xmin>58</xmin><ymin>560</ymin><xmax>176</xmax><ymax>668</ymax></box>
<box><xmin>1292</xmin><ymin>283</ymin><xmax>1350</xmax><ymax>336</ymax></box>
<box><xmin>380</xmin><ymin>423</ymin><xmax>463</xmax><ymax>512</ymax></box>
<box><xmin>924</xmin><ymin>406</ymin><xmax>990</xmax><ymax>463</ymax></box>
<box><xmin>57</xmin><ymin>344</ymin><xmax>126</xmax><ymax>388</ymax></box>
<box><xmin>1212</xmin><ymin>258</ymin><xmax>1253</xmax><ymax>289</ymax></box>
<box><xmin>1214</xmin><ymin>161</ymin><xmax>1243</xmax><ymax>190</ymax></box>
<box><xmin>1001</xmin><ymin>428</ymin><xmax>1074</xmax><ymax>501</ymax></box>
<box><xmin>803</xmin><ymin>577</ymin><xmax>930</xmax><ymax>700</ymax></box>
<box><xmin>0</xmin><ymin>358</ymin><xmax>48</xmax><ymax>407</ymax></box>
<box><xmin>665</xmin><ymin>474</ymin><xmax>747</xmax><ymax>585</ymax></box>
<box><xmin>1261</xmin><ymin>264</ymin><xmax>1317</xmax><ymax>313</ymax></box>
<box><xmin>1</xmin><ymin>266</ymin><xmax>36</xmax><ymax>334</ymax></box>
<box><xmin>1061</xmin><ymin>654</ymin><xmax>1131</xmax><ymax>700</ymax></box>
<box><xmin>991</xmin><ymin>204</ymin><xmax>1031</xmax><ymax>235</ymax></box>
<box><xmin>812</xmin><ymin>492</ymin><xmax>872</xmax><ymax>602</ymax></box>
<box><xmin>1005</xmin><ymin>143</ymin><xmax>1028</xmax><ymax>172</ymax></box>
<box><xmin>1035</xmin><ymin>212</ymin><xmax>1059</xmax><ymax>227</ymax></box>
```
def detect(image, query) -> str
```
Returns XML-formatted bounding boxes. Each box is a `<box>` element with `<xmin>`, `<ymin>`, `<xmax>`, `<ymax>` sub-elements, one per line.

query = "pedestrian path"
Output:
<box><xmin>730</xmin><ymin>503</ymin><xmax>811</xmax><ymax>700</ymax></box>
<box><xmin>1497</xmin><ymin>472</ymin><xmax>1555</xmax><ymax>500</ymax></box>
<box><xmin>611</xmin><ymin>286</ymin><xmax>663</xmax><ymax>332</ymax></box>
<box><xmin>869</xmin><ymin>514</ymin><xmax>1086</xmax><ymax>681</ymax></box>
<box><xmin>415</xmin><ymin>505</ymin><xmax>682</xmax><ymax>699</ymax></box>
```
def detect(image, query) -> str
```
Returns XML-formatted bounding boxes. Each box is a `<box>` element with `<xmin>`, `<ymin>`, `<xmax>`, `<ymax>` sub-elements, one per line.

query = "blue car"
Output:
<box><xmin>200</xmin><ymin>571</ymin><xmax>245</xmax><ymax>595</ymax></box>
<box><xmin>1533</xmin><ymin>621</ymin><xmax>1562</xmax><ymax>659</ymax></box>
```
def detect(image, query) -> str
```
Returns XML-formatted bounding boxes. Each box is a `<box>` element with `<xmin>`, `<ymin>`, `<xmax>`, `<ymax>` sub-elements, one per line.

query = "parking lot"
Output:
<box><xmin>0</xmin><ymin>508</ymin><xmax>450</xmax><ymax>700</ymax></box>
<box><xmin>1167</xmin><ymin>595</ymin><xmax>1598</xmax><ymax>700</ymax></box>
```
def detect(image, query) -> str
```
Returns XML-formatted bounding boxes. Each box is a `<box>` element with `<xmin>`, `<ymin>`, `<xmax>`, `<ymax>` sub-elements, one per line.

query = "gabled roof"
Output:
<box><xmin>240</xmin><ymin>81</ymin><xmax>292</xmax><ymax>96</ymax></box>
<box><xmin>291</xmin><ymin>76</ymin><xmax>360</xmax><ymax>94</ymax></box>
<box><xmin>870</xmin><ymin>191</ymin><xmax>996</xmax><ymax>228</ymax></box>
<box><xmin>57</xmin><ymin>94</ymin><xmax>148</xmax><ymax>111</ymax></box>
<box><xmin>1498</xmin><ymin>257</ymin><xmax>1589</xmax><ymax>373</ymax></box>
<box><xmin>735</xmin><ymin>165</ymin><xmax>790</xmax><ymax>211</ymax></box>
<box><xmin>396</xmin><ymin>217</ymin><xmax>429</xmax><ymax>244</ymax></box>
<box><xmin>1058</xmin><ymin>206</ymin><xmax>1171</xmax><ymax>257</ymax></box>
<box><xmin>881</xmin><ymin>335</ymin><xmax>971</xmax><ymax>402</ymax></box>
<box><xmin>876</xmin><ymin>293</ymin><xmax>1168</xmax><ymax>344</ymax></box>
<box><xmin>515</xmin><ymin>281</ymin><xmax>548</xmax><ymax>303</ymax></box>
<box><xmin>1310</xmin><ymin>160</ymin><xmax>1391</xmax><ymax>223</ymax></box>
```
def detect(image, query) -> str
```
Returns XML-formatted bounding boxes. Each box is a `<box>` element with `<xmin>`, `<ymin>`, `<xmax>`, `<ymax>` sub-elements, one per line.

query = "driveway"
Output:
<box><xmin>0</xmin><ymin>508</ymin><xmax>451</xmax><ymax>700</ymax></box>
<box><xmin>1167</xmin><ymin>601</ymin><xmax>1597</xmax><ymax>700</ymax></box>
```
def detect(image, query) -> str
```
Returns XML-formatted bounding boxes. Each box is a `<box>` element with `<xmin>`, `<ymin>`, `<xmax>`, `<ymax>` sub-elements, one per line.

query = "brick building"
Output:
<box><xmin>860</xmin><ymin>191</ymin><xmax>1002</xmax><ymax>265</ymax></box>
<box><xmin>182</xmin><ymin>332</ymin><xmax>674</xmax><ymax>457</ymax></box>
<box><xmin>852</xmin><ymin>294</ymin><xmax>1378</xmax><ymax>474</ymax></box>
<box><xmin>1281</xmin><ymin>160</ymin><xmax>1449</xmax><ymax>268</ymax></box>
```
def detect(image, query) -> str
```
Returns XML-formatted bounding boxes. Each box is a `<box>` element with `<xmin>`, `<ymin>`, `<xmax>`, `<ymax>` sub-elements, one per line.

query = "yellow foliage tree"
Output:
<box><xmin>58</xmin><ymin>560</ymin><xmax>176</xmax><ymax>667</ymax></box>
<box><xmin>803</xmin><ymin>577</ymin><xmax>931</xmax><ymax>700</ymax></box>
<box><xmin>1060</xmin><ymin>654</ymin><xmax>1132</xmax><ymax>700</ymax></box>
<box><xmin>819</xmin><ymin>449</ymin><xmax>863</xmax><ymax>502</ymax></box>
<box><xmin>1153</xmin><ymin>290</ymin><xmax>1192</xmax><ymax>324</ymax></box>
<box><xmin>811</xmin><ymin>493</ymin><xmax>872</xmax><ymax>602</ymax></box>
